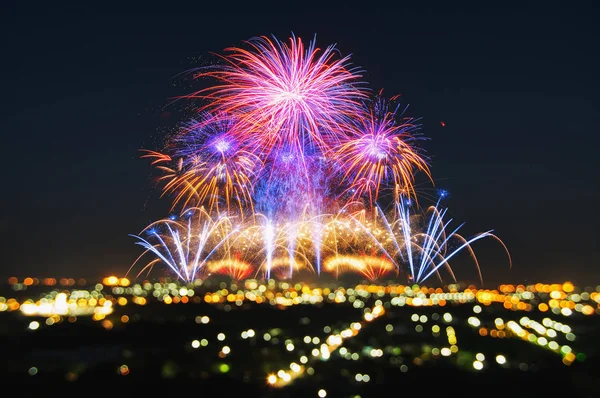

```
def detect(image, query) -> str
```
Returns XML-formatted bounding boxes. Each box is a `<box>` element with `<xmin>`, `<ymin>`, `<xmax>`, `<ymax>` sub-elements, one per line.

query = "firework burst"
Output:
<box><xmin>190</xmin><ymin>34</ymin><xmax>367</xmax><ymax>162</ymax></box>
<box><xmin>336</xmin><ymin>97</ymin><xmax>431</xmax><ymax>205</ymax></box>
<box><xmin>143</xmin><ymin>112</ymin><xmax>260</xmax><ymax>213</ymax></box>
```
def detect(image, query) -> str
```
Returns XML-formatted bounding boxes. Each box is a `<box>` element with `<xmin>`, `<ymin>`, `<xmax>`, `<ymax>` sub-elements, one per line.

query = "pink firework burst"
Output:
<box><xmin>190</xmin><ymin>34</ymin><xmax>367</xmax><ymax>158</ymax></box>
<box><xmin>336</xmin><ymin>107</ymin><xmax>431</xmax><ymax>205</ymax></box>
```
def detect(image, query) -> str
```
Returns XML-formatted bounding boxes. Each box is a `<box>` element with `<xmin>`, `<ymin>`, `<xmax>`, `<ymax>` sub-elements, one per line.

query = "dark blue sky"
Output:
<box><xmin>1</xmin><ymin>3</ymin><xmax>598</xmax><ymax>284</ymax></box>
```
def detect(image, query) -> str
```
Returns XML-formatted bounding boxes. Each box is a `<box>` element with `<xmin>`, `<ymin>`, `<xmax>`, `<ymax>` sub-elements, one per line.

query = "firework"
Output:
<box><xmin>129</xmin><ymin>207</ymin><xmax>238</xmax><ymax>283</ymax></box>
<box><xmin>336</xmin><ymin>97</ymin><xmax>431</xmax><ymax>205</ymax></box>
<box><xmin>266</xmin><ymin>257</ymin><xmax>310</xmax><ymax>279</ymax></box>
<box><xmin>130</xmin><ymin>195</ymin><xmax>510</xmax><ymax>284</ymax></box>
<box><xmin>190</xmin><ymin>35</ymin><xmax>366</xmax><ymax>162</ymax></box>
<box><xmin>323</xmin><ymin>255</ymin><xmax>395</xmax><ymax>281</ymax></box>
<box><xmin>373</xmin><ymin>195</ymin><xmax>512</xmax><ymax>284</ymax></box>
<box><xmin>131</xmin><ymin>34</ymin><xmax>509</xmax><ymax>286</ymax></box>
<box><xmin>206</xmin><ymin>259</ymin><xmax>254</xmax><ymax>281</ymax></box>
<box><xmin>142</xmin><ymin>112</ymin><xmax>260</xmax><ymax>213</ymax></box>
<box><xmin>253</xmin><ymin>149</ymin><xmax>334</xmax><ymax>221</ymax></box>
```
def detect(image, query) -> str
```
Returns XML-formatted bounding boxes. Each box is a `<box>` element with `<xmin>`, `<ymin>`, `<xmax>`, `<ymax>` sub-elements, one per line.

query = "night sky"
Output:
<box><xmin>2</xmin><ymin>3</ymin><xmax>598</xmax><ymax>284</ymax></box>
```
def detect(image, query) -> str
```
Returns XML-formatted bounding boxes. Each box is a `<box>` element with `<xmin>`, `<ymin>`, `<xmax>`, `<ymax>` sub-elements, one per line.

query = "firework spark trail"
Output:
<box><xmin>287</xmin><ymin>225</ymin><xmax>298</xmax><ymax>278</ymax></box>
<box><xmin>312</xmin><ymin>221</ymin><xmax>324</xmax><ymax>275</ymax></box>
<box><xmin>415</xmin><ymin>198</ymin><xmax>451</xmax><ymax>282</ymax></box>
<box><xmin>132</xmin><ymin>231</ymin><xmax>186</xmax><ymax>280</ymax></box>
<box><xmin>419</xmin><ymin>231</ymin><xmax>493</xmax><ymax>283</ymax></box>
<box><xmin>263</xmin><ymin>221</ymin><xmax>275</xmax><ymax>280</ymax></box>
<box><xmin>387</xmin><ymin>195</ymin><xmax>512</xmax><ymax>284</ymax></box>
<box><xmin>345</xmin><ymin>214</ymin><xmax>400</xmax><ymax>271</ymax></box>
<box><xmin>375</xmin><ymin>205</ymin><xmax>405</xmax><ymax>263</ymax></box>
<box><xmin>130</xmin><ymin>208</ymin><xmax>239</xmax><ymax>283</ymax></box>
